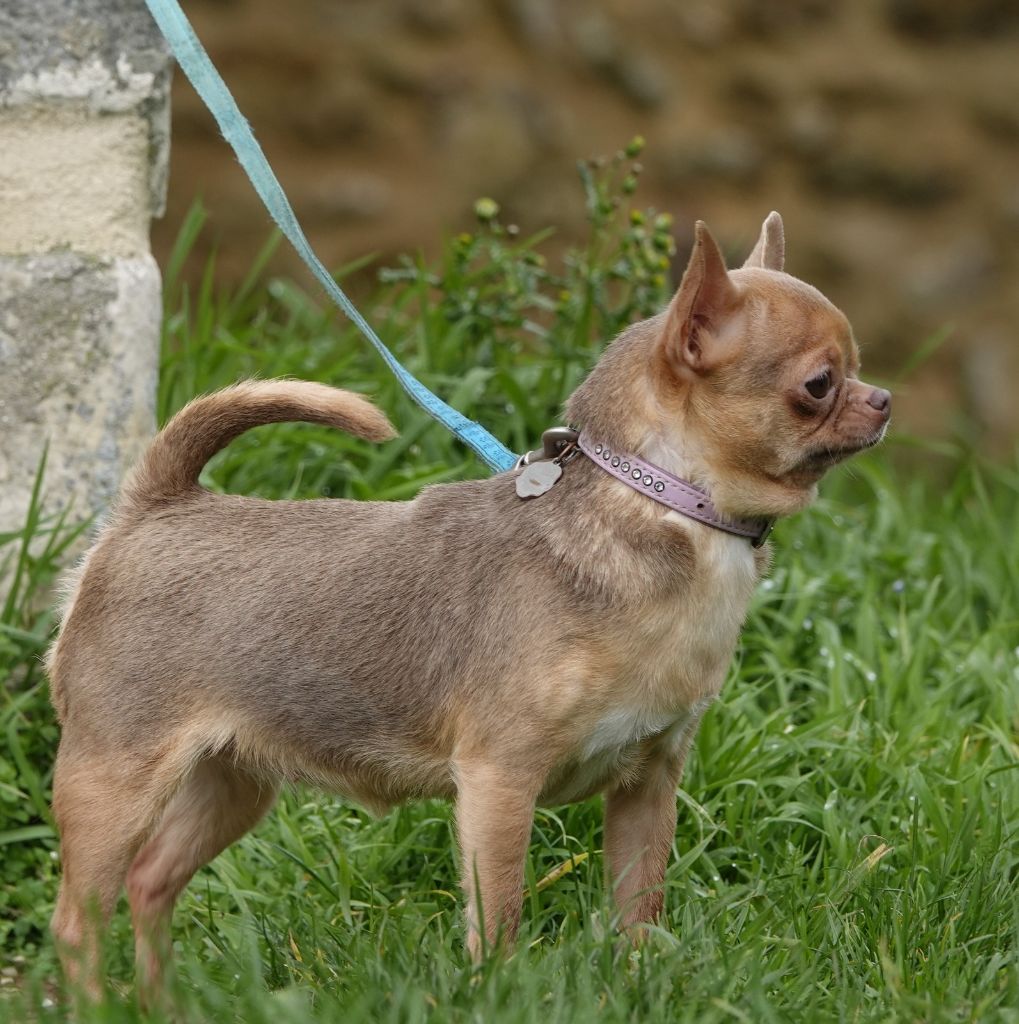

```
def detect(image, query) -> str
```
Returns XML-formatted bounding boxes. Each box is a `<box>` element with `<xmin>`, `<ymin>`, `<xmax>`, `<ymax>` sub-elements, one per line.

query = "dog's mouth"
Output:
<box><xmin>797</xmin><ymin>426</ymin><xmax>888</xmax><ymax>473</ymax></box>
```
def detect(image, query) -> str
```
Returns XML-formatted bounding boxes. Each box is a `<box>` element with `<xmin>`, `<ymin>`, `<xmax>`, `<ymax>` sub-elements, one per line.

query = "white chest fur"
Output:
<box><xmin>544</xmin><ymin>701</ymin><xmax>706</xmax><ymax>805</ymax></box>
<box><xmin>582</xmin><ymin>706</ymin><xmax>680</xmax><ymax>758</ymax></box>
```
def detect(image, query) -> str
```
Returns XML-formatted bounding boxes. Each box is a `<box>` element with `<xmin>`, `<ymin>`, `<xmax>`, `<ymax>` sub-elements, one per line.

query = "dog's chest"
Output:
<box><xmin>542</xmin><ymin>527</ymin><xmax>759</xmax><ymax>804</ymax></box>
<box><xmin>542</xmin><ymin>705</ymin><xmax>699</xmax><ymax>804</ymax></box>
<box><xmin>621</xmin><ymin>519</ymin><xmax>759</xmax><ymax>698</ymax></box>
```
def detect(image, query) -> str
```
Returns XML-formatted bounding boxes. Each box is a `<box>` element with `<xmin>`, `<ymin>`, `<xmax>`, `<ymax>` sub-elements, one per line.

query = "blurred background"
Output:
<box><xmin>152</xmin><ymin>0</ymin><xmax>1019</xmax><ymax>452</ymax></box>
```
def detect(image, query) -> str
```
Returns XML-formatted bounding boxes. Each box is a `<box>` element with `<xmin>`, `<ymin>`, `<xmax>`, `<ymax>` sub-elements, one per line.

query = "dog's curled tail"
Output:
<box><xmin>122</xmin><ymin>380</ymin><xmax>397</xmax><ymax>509</ymax></box>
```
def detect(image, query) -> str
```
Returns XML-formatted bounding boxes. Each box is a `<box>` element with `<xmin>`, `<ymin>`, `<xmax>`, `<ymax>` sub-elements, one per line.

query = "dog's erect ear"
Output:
<box><xmin>742</xmin><ymin>210</ymin><xmax>785</xmax><ymax>271</ymax></box>
<box><xmin>664</xmin><ymin>221</ymin><xmax>740</xmax><ymax>374</ymax></box>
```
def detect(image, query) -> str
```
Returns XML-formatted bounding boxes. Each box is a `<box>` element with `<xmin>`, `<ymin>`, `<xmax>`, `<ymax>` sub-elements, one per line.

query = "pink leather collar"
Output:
<box><xmin>577</xmin><ymin>431</ymin><xmax>774</xmax><ymax>546</ymax></box>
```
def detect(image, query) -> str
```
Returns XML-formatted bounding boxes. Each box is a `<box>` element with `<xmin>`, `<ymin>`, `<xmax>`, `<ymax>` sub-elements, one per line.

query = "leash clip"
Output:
<box><xmin>514</xmin><ymin>427</ymin><xmax>580</xmax><ymax>471</ymax></box>
<box><xmin>541</xmin><ymin>426</ymin><xmax>580</xmax><ymax>461</ymax></box>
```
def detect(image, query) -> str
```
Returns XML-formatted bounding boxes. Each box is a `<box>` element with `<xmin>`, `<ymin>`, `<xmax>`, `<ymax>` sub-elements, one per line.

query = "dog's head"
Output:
<box><xmin>650</xmin><ymin>212</ymin><xmax>890</xmax><ymax>517</ymax></box>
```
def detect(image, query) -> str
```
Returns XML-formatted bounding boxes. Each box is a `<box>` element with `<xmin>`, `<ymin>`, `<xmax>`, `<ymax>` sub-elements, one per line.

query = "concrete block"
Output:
<box><xmin>0</xmin><ymin>1</ymin><xmax>170</xmax><ymax>538</ymax></box>
<box><xmin>0</xmin><ymin>253</ymin><xmax>161</xmax><ymax>532</ymax></box>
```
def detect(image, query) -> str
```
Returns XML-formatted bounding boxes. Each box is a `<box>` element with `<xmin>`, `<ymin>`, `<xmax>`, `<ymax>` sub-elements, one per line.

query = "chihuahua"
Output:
<box><xmin>46</xmin><ymin>213</ymin><xmax>890</xmax><ymax>1001</ymax></box>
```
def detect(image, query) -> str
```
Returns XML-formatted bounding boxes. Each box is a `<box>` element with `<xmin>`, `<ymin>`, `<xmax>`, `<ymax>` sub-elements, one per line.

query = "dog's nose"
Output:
<box><xmin>866</xmin><ymin>387</ymin><xmax>891</xmax><ymax>415</ymax></box>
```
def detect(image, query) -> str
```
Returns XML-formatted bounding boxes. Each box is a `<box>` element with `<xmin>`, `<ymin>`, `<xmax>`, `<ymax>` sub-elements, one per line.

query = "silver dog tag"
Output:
<box><xmin>515</xmin><ymin>460</ymin><xmax>562</xmax><ymax>498</ymax></box>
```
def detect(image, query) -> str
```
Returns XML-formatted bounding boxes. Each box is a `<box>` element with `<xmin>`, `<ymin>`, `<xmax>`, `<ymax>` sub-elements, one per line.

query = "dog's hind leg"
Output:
<box><xmin>50</xmin><ymin>740</ymin><xmax>181</xmax><ymax>1003</ymax></box>
<box><xmin>125</xmin><ymin>754</ymin><xmax>278</xmax><ymax>1007</ymax></box>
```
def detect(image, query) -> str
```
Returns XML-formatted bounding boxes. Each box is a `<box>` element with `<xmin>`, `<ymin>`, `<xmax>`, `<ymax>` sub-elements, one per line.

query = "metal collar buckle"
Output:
<box><xmin>752</xmin><ymin>519</ymin><xmax>775</xmax><ymax>548</ymax></box>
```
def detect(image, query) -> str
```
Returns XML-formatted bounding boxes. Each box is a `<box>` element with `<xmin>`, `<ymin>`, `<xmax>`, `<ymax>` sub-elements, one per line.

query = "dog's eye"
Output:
<box><xmin>805</xmin><ymin>371</ymin><xmax>832</xmax><ymax>400</ymax></box>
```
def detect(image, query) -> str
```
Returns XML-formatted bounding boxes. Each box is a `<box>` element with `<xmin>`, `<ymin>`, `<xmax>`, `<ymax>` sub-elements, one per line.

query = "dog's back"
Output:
<box><xmin>47</xmin><ymin>381</ymin><xmax>395</xmax><ymax>718</ymax></box>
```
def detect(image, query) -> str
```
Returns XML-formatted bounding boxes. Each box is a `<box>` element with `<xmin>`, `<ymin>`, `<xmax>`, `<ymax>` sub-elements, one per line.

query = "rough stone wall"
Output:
<box><xmin>155</xmin><ymin>0</ymin><xmax>1019</xmax><ymax>448</ymax></box>
<box><xmin>0</xmin><ymin>1</ymin><xmax>170</xmax><ymax>534</ymax></box>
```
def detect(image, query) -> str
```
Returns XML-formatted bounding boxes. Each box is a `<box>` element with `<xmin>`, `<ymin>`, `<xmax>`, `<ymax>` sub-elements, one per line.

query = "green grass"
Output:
<box><xmin>2</xmin><ymin>151</ymin><xmax>1018</xmax><ymax>1022</ymax></box>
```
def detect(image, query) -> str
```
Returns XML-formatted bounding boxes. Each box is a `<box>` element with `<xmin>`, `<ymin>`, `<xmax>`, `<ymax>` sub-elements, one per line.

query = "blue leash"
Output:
<box><xmin>142</xmin><ymin>0</ymin><xmax>518</xmax><ymax>474</ymax></box>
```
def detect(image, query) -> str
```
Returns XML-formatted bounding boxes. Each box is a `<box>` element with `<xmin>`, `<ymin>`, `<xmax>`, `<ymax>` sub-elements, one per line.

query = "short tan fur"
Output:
<box><xmin>46</xmin><ymin>214</ymin><xmax>890</xmax><ymax>1005</ymax></box>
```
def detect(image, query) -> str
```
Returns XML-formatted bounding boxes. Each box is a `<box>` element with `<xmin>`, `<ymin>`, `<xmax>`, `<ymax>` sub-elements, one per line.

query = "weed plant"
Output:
<box><xmin>1</xmin><ymin>146</ymin><xmax>1017</xmax><ymax>1022</ymax></box>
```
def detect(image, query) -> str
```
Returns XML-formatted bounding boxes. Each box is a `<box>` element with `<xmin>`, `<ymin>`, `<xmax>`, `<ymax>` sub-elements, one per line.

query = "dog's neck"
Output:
<box><xmin>564</xmin><ymin>316</ymin><xmax>722</xmax><ymax>476</ymax></box>
<box><xmin>563</xmin><ymin>329</ymin><xmax>745</xmax><ymax>516</ymax></box>
<box><xmin>645</xmin><ymin>393</ymin><xmax>815</xmax><ymax>520</ymax></box>
<box><xmin>640</xmin><ymin>425</ymin><xmax>715</xmax><ymax>497</ymax></box>
<box><xmin>640</xmin><ymin>395</ymin><xmax>750</xmax><ymax>517</ymax></box>
<box><xmin>564</xmin><ymin>316</ymin><xmax>814</xmax><ymax>521</ymax></box>
<box><xmin>574</xmin><ymin>431</ymin><xmax>771</xmax><ymax>545</ymax></box>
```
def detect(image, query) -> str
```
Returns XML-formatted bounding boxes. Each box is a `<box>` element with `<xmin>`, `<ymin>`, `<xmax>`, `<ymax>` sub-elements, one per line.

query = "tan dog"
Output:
<box><xmin>46</xmin><ymin>212</ymin><xmax>890</xmax><ymax>1002</ymax></box>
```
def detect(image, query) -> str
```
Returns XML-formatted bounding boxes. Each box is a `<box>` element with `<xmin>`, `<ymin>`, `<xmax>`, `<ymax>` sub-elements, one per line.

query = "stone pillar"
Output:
<box><xmin>0</xmin><ymin>0</ymin><xmax>170</xmax><ymax>534</ymax></box>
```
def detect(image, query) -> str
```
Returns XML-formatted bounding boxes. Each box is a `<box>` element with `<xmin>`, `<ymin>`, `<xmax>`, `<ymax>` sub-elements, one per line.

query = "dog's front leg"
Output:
<box><xmin>454</xmin><ymin>760</ymin><xmax>537</xmax><ymax>960</ymax></box>
<box><xmin>604</xmin><ymin>705</ymin><xmax>708</xmax><ymax>931</ymax></box>
<box><xmin>603</xmin><ymin>763</ymin><xmax>680</xmax><ymax>931</ymax></box>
